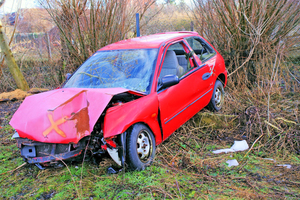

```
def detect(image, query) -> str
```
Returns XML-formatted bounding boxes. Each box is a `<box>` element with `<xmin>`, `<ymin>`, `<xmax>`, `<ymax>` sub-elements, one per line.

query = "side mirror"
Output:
<box><xmin>158</xmin><ymin>75</ymin><xmax>179</xmax><ymax>91</ymax></box>
<box><xmin>65</xmin><ymin>73</ymin><xmax>72</xmax><ymax>81</ymax></box>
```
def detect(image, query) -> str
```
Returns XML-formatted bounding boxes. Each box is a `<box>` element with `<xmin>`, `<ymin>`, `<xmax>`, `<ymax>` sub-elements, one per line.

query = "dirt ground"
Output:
<box><xmin>0</xmin><ymin>100</ymin><xmax>22</xmax><ymax>128</ymax></box>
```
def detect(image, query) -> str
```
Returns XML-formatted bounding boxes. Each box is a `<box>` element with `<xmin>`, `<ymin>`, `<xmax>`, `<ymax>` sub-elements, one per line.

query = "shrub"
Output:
<box><xmin>41</xmin><ymin>0</ymin><xmax>156</xmax><ymax>71</ymax></box>
<box><xmin>192</xmin><ymin>0</ymin><xmax>300</xmax><ymax>87</ymax></box>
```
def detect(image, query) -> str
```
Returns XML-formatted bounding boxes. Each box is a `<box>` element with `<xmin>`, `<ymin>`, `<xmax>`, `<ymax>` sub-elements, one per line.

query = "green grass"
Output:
<box><xmin>1</xmin><ymin>130</ymin><xmax>300</xmax><ymax>199</ymax></box>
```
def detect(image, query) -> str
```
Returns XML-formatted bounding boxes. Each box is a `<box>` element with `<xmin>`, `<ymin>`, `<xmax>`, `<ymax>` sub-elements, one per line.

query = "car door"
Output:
<box><xmin>157</xmin><ymin>39</ymin><xmax>215</xmax><ymax>140</ymax></box>
<box><xmin>185</xmin><ymin>36</ymin><xmax>218</xmax><ymax>105</ymax></box>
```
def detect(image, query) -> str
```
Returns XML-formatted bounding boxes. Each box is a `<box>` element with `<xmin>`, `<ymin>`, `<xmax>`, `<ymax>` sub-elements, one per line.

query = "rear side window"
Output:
<box><xmin>185</xmin><ymin>37</ymin><xmax>215</xmax><ymax>62</ymax></box>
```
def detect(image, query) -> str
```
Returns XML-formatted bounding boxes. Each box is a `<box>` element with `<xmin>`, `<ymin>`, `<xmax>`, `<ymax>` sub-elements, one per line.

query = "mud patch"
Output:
<box><xmin>0</xmin><ymin>101</ymin><xmax>22</xmax><ymax>127</ymax></box>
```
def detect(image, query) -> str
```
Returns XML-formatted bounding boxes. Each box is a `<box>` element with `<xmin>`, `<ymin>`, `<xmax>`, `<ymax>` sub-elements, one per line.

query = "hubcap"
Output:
<box><xmin>136</xmin><ymin>130</ymin><xmax>152</xmax><ymax>162</ymax></box>
<box><xmin>214</xmin><ymin>87</ymin><xmax>223</xmax><ymax>107</ymax></box>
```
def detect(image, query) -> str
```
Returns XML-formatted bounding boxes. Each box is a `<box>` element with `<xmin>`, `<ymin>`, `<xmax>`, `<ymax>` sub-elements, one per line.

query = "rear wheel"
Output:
<box><xmin>126</xmin><ymin>123</ymin><xmax>155</xmax><ymax>171</ymax></box>
<box><xmin>208</xmin><ymin>80</ymin><xmax>224</xmax><ymax>111</ymax></box>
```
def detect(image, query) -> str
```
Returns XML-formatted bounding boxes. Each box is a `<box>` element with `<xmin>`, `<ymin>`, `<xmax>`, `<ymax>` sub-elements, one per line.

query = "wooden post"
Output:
<box><xmin>45</xmin><ymin>32</ymin><xmax>52</xmax><ymax>61</ymax></box>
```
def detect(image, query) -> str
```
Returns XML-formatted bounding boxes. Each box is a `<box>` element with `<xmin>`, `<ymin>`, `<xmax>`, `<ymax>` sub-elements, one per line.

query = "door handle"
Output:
<box><xmin>202</xmin><ymin>72</ymin><xmax>211</xmax><ymax>80</ymax></box>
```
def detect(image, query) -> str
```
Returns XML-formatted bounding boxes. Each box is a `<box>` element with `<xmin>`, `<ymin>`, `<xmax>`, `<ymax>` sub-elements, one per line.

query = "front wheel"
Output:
<box><xmin>126</xmin><ymin>123</ymin><xmax>156</xmax><ymax>171</ymax></box>
<box><xmin>208</xmin><ymin>80</ymin><xmax>224</xmax><ymax>111</ymax></box>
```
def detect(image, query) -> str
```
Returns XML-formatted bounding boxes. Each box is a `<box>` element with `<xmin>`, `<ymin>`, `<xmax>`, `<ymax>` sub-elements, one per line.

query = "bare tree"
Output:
<box><xmin>41</xmin><ymin>0</ymin><xmax>157</xmax><ymax>73</ymax></box>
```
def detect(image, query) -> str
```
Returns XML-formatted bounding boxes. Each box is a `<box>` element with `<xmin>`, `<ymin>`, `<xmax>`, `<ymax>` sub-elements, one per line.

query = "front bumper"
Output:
<box><xmin>16</xmin><ymin>137</ymin><xmax>88</xmax><ymax>164</ymax></box>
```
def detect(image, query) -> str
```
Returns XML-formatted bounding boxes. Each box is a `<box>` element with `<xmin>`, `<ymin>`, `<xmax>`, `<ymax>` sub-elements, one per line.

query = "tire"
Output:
<box><xmin>208</xmin><ymin>80</ymin><xmax>224</xmax><ymax>111</ymax></box>
<box><xmin>126</xmin><ymin>123</ymin><xmax>156</xmax><ymax>171</ymax></box>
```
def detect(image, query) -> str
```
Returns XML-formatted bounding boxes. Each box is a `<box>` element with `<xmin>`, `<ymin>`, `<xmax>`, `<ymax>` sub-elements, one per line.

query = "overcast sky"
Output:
<box><xmin>1</xmin><ymin>0</ymin><xmax>39</xmax><ymax>14</ymax></box>
<box><xmin>1</xmin><ymin>0</ymin><xmax>193</xmax><ymax>14</ymax></box>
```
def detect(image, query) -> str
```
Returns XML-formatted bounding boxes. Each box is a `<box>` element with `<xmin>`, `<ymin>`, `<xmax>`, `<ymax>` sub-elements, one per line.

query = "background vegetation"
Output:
<box><xmin>0</xmin><ymin>0</ymin><xmax>299</xmax><ymax>199</ymax></box>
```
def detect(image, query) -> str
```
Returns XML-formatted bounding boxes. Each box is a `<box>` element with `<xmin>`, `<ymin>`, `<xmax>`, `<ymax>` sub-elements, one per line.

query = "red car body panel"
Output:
<box><xmin>157</xmin><ymin>57</ymin><xmax>215</xmax><ymax>140</ymax></box>
<box><xmin>103</xmin><ymin>93</ymin><xmax>163</xmax><ymax>145</ymax></box>
<box><xmin>214</xmin><ymin>54</ymin><xmax>228</xmax><ymax>86</ymax></box>
<box><xmin>100</xmin><ymin>32</ymin><xmax>199</xmax><ymax>51</ymax></box>
<box><xmin>10</xmin><ymin>88</ymin><xmax>128</xmax><ymax>144</ymax></box>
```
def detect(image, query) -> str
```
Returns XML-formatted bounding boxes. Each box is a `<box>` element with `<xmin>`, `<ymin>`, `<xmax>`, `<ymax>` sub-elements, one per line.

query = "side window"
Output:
<box><xmin>186</xmin><ymin>37</ymin><xmax>215</xmax><ymax>62</ymax></box>
<box><xmin>159</xmin><ymin>42</ymin><xmax>195</xmax><ymax>81</ymax></box>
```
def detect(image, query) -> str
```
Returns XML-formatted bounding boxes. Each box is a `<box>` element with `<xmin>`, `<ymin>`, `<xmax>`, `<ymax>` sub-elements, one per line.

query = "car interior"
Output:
<box><xmin>159</xmin><ymin>50</ymin><xmax>184</xmax><ymax>79</ymax></box>
<box><xmin>159</xmin><ymin>39</ymin><xmax>216</xmax><ymax>80</ymax></box>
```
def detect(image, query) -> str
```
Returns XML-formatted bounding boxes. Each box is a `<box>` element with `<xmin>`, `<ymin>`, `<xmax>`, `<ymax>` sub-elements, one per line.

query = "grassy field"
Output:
<box><xmin>1</xmin><ymin>93</ymin><xmax>299</xmax><ymax>199</ymax></box>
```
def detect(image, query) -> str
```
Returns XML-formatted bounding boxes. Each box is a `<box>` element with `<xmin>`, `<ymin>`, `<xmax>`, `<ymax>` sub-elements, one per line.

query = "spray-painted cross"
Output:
<box><xmin>43</xmin><ymin>113</ymin><xmax>67</xmax><ymax>138</ymax></box>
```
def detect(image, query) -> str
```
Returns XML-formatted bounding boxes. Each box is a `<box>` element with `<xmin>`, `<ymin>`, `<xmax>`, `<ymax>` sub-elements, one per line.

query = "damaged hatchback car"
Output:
<box><xmin>10</xmin><ymin>32</ymin><xmax>227</xmax><ymax>171</ymax></box>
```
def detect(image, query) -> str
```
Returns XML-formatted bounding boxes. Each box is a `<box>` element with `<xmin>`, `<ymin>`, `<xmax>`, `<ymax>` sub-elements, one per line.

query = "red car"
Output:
<box><xmin>10</xmin><ymin>32</ymin><xmax>227</xmax><ymax>170</ymax></box>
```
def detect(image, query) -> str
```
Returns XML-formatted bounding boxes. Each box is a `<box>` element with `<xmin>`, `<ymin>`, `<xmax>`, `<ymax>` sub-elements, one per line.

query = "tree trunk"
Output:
<box><xmin>0</xmin><ymin>21</ymin><xmax>29</xmax><ymax>91</ymax></box>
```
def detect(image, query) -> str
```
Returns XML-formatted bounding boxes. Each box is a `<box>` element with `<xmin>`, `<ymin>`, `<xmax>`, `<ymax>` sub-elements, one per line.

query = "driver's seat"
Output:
<box><xmin>159</xmin><ymin>50</ymin><xmax>183</xmax><ymax>78</ymax></box>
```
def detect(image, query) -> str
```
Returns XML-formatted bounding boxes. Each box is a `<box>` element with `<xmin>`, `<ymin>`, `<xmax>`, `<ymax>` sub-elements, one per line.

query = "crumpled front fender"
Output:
<box><xmin>103</xmin><ymin>93</ymin><xmax>162</xmax><ymax>145</ymax></box>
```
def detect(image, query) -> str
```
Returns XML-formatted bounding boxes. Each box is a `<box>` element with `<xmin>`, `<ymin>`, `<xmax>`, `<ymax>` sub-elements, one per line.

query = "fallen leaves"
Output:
<box><xmin>0</xmin><ymin>88</ymin><xmax>49</xmax><ymax>102</ymax></box>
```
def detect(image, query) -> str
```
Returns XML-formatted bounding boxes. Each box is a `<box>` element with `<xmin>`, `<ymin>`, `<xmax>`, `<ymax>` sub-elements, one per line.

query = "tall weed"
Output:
<box><xmin>193</xmin><ymin>0</ymin><xmax>300</xmax><ymax>86</ymax></box>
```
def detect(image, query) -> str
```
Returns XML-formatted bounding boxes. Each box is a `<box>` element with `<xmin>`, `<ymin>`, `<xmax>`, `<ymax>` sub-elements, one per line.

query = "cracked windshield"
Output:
<box><xmin>64</xmin><ymin>49</ymin><xmax>158</xmax><ymax>93</ymax></box>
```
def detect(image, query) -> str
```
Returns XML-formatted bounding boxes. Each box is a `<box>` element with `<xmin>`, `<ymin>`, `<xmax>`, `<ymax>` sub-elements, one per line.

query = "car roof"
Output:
<box><xmin>99</xmin><ymin>31</ymin><xmax>199</xmax><ymax>50</ymax></box>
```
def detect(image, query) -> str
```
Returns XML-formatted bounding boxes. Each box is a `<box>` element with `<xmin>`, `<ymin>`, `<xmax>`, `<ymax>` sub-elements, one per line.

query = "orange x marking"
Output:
<box><xmin>43</xmin><ymin>113</ymin><xmax>67</xmax><ymax>138</ymax></box>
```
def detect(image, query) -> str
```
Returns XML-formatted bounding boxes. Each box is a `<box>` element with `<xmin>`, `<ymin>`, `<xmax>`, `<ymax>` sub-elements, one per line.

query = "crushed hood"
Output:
<box><xmin>10</xmin><ymin>88</ymin><xmax>128</xmax><ymax>144</ymax></box>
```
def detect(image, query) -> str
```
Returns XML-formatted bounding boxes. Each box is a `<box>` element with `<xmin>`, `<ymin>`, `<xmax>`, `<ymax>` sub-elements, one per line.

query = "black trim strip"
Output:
<box><xmin>179</xmin><ymin>63</ymin><xmax>207</xmax><ymax>80</ymax></box>
<box><xmin>164</xmin><ymin>88</ymin><xmax>212</xmax><ymax>124</ymax></box>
